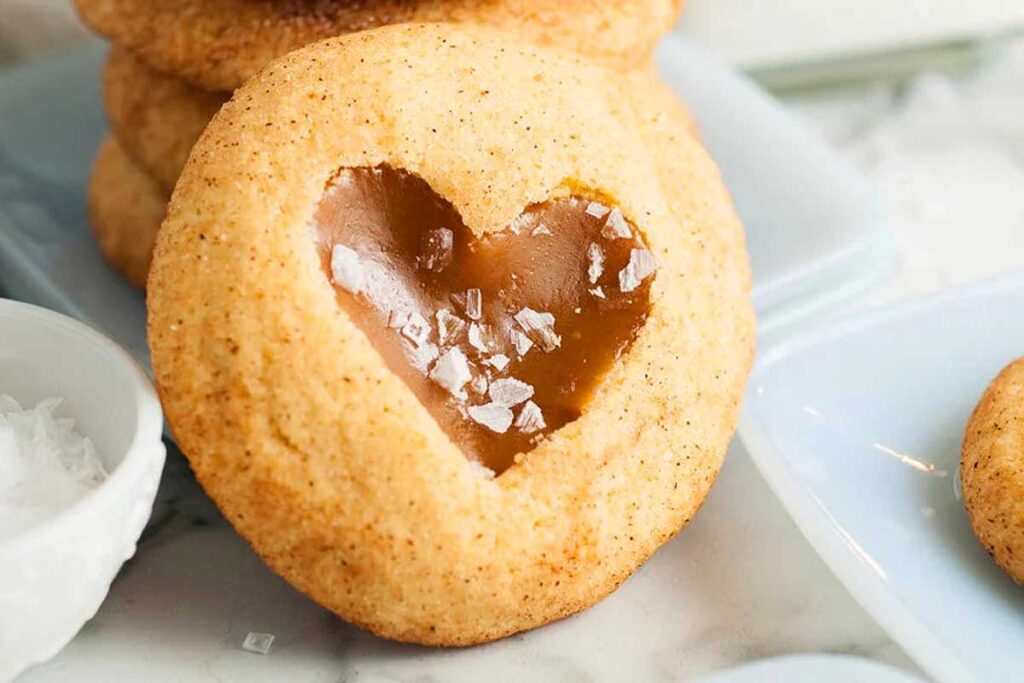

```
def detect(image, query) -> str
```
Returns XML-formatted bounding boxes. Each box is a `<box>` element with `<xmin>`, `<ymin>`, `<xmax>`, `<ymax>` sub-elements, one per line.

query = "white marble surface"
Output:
<box><xmin>19</xmin><ymin>441</ymin><xmax>916</xmax><ymax>683</ymax></box>
<box><xmin>5</xmin><ymin>10</ymin><xmax>1024</xmax><ymax>683</ymax></box>
<box><xmin>784</xmin><ymin>37</ymin><xmax>1024</xmax><ymax>312</ymax></box>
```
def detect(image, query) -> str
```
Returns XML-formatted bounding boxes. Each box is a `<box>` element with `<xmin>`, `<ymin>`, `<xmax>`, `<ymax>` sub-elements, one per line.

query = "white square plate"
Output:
<box><xmin>0</xmin><ymin>37</ymin><xmax>891</xmax><ymax>366</ymax></box>
<box><xmin>740</xmin><ymin>272</ymin><xmax>1024</xmax><ymax>683</ymax></box>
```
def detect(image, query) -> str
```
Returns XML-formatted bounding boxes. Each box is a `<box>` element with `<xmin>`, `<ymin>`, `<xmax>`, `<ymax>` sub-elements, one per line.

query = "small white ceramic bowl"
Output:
<box><xmin>0</xmin><ymin>298</ymin><xmax>165</xmax><ymax>681</ymax></box>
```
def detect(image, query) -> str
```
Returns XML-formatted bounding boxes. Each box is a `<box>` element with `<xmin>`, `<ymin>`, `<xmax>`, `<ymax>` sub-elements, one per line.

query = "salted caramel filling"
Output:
<box><xmin>314</xmin><ymin>166</ymin><xmax>655</xmax><ymax>474</ymax></box>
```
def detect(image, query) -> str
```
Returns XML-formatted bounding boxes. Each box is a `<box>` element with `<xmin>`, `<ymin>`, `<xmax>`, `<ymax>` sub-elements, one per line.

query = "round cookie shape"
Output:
<box><xmin>88</xmin><ymin>137</ymin><xmax>167</xmax><ymax>290</ymax></box>
<box><xmin>148</xmin><ymin>23</ymin><xmax>754</xmax><ymax>645</ymax></box>
<box><xmin>104</xmin><ymin>48</ymin><xmax>227</xmax><ymax>193</ymax></box>
<box><xmin>74</xmin><ymin>0</ymin><xmax>684</xmax><ymax>91</ymax></box>
<box><xmin>962</xmin><ymin>357</ymin><xmax>1024</xmax><ymax>584</ymax></box>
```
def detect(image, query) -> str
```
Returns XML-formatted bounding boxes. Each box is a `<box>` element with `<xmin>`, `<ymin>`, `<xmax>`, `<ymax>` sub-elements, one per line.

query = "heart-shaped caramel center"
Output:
<box><xmin>315</xmin><ymin>167</ymin><xmax>655</xmax><ymax>474</ymax></box>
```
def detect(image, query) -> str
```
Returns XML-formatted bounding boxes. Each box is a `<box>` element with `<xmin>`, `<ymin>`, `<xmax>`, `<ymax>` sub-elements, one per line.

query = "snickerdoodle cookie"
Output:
<box><xmin>148</xmin><ymin>23</ymin><xmax>753</xmax><ymax>645</ymax></box>
<box><xmin>103</xmin><ymin>48</ymin><xmax>227</xmax><ymax>193</ymax></box>
<box><xmin>88</xmin><ymin>138</ymin><xmax>167</xmax><ymax>290</ymax></box>
<box><xmin>962</xmin><ymin>357</ymin><xmax>1024</xmax><ymax>585</ymax></box>
<box><xmin>75</xmin><ymin>0</ymin><xmax>684</xmax><ymax>91</ymax></box>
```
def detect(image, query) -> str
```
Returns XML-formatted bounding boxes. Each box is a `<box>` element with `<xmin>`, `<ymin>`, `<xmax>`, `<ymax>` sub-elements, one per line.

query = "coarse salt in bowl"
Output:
<box><xmin>0</xmin><ymin>298</ymin><xmax>165</xmax><ymax>681</ymax></box>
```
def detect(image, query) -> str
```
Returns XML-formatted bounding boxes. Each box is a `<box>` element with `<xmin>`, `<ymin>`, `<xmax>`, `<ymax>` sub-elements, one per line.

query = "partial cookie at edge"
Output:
<box><xmin>962</xmin><ymin>357</ymin><xmax>1024</xmax><ymax>585</ymax></box>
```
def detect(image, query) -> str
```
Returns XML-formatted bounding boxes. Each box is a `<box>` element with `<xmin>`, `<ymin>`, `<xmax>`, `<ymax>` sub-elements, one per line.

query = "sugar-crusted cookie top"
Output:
<box><xmin>148</xmin><ymin>23</ymin><xmax>753</xmax><ymax>645</ymax></box>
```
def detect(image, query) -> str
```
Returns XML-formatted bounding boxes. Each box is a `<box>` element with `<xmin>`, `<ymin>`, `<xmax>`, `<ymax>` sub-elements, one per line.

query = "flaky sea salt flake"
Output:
<box><xmin>514</xmin><ymin>401</ymin><xmax>546</xmax><ymax>434</ymax></box>
<box><xmin>436</xmin><ymin>309</ymin><xmax>465</xmax><ymax>345</ymax></box>
<box><xmin>619</xmin><ymin>248</ymin><xmax>658</xmax><ymax>293</ymax></box>
<box><xmin>488</xmin><ymin>378</ymin><xmax>534</xmax><ymax>407</ymax></box>
<box><xmin>514</xmin><ymin>307</ymin><xmax>561</xmax><ymax>352</ymax></box>
<box><xmin>587</xmin><ymin>242</ymin><xmax>604</xmax><ymax>284</ymax></box>
<box><xmin>467</xmin><ymin>403</ymin><xmax>514</xmax><ymax>433</ymax></box>
<box><xmin>602</xmin><ymin>206</ymin><xmax>632</xmax><ymax>239</ymax></box>
<box><xmin>470</xmin><ymin>375</ymin><xmax>489</xmax><ymax>396</ymax></box>
<box><xmin>387</xmin><ymin>309</ymin><xmax>411</xmax><ymax>330</ymax></box>
<box><xmin>468</xmin><ymin>323</ymin><xmax>489</xmax><ymax>354</ymax></box>
<box><xmin>418</xmin><ymin>228</ymin><xmax>454</xmax><ymax>272</ymax></box>
<box><xmin>486</xmin><ymin>354</ymin><xmax>510</xmax><ymax>371</ymax></box>
<box><xmin>242</xmin><ymin>632</ymin><xmax>275</xmax><ymax>656</ymax></box>
<box><xmin>532</xmin><ymin>223</ymin><xmax>552</xmax><ymax>237</ymax></box>
<box><xmin>400</xmin><ymin>312</ymin><xmax>431</xmax><ymax>347</ymax></box>
<box><xmin>406</xmin><ymin>341</ymin><xmax>439</xmax><ymax>373</ymax></box>
<box><xmin>589</xmin><ymin>286</ymin><xmax>606</xmax><ymax>299</ymax></box>
<box><xmin>330</xmin><ymin>245</ymin><xmax>364</xmax><ymax>294</ymax></box>
<box><xmin>585</xmin><ymin>201</ymin><xmax>610</xmax><ymax>219</ymax></box>
<box><xmin>429</xmin><ymin>347</ymin><xmax>472</xmax><ymax>397</ymax></box>
<box><xmin>465</xmin><ymin>288</ymin><xmax>483</xmax><ymax>320</ymax></box>
<box><xmin>510</xmin><ymin>328</ymin><xmax>534</xmax><ymax>356</ymax></box>
<box><xmin>508</xmin><ymin>214</ymin><xmax>531</xmax><ymax>235</ymax></box>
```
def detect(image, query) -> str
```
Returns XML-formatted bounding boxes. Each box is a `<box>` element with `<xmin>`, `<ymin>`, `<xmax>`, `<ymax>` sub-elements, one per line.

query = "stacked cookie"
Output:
<box><xmin>75</xmin><ymin>0</ymin><xmax>686</xmax><ymax>289</ymax></box>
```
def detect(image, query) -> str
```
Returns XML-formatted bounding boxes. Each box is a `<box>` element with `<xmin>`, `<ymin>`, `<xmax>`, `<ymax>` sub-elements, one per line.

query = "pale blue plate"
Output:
<box><xmin>741</xmin><ymin>272</ymin><xmax>1024</xmax><ymax>683</ymax></box>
